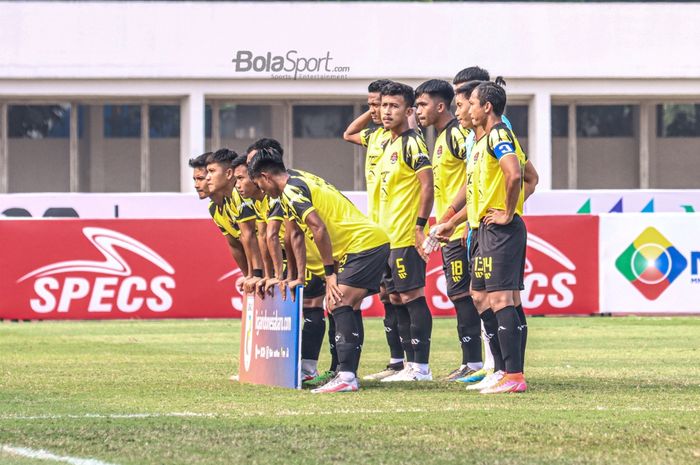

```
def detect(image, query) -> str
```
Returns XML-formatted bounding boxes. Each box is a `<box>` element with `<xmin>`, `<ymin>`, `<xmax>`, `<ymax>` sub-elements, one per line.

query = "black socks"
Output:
<box><xmin>454</xmin><ymin>296</ymin><xmax>482</xmax><ymax>365</ymax></box>
<box><xmin>515</xmin><ymin>304</ymin><xmax>527</xmax><ymax>370</ymax></box>
<box><xmin>481</xmin><ymin>308</ymin><xmax>505</xmax><ymax>372</ymax></box>
<box><xmin>383</xmin><ymin>302</ymin><xmax>404</xmax><ymax>360</ymax></box>
<box><xmin>331</xmin><ymin>306</ymin><xmax>361</xmax><ymax>375</ymax></box>
<box><xmin>406</xmin><ymin>297</ymin><xmax>433</xmax><ymax>364</ymax></box>
<box><xmin>495</xmin><ymin>305</ymin><xmax>524</xmax><ymax>374</ymax></box>
<box><xmin>301</xmin><ymin>307</ymin><xmax>325</xmax><ymax>361</ymax></box>
<box><xmin>395</xmin><ymin>304</ymin><xmax>415</xmax><ymax>363</ymax></box>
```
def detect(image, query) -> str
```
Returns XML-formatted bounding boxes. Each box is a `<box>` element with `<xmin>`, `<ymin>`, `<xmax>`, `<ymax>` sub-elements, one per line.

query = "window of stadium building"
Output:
<box><xmin>653</xmin><ymin>103</ymin><xmax>700</xmax><ymax>188</ymax></box>
<box><xmin>5</xmin><ymin>102</ymin><xmax>181</xmax><ymax>193</ymax></box>
<box><xmin>205</xmin><ymin>103</ymin><xmax>285</xmax><ymax>156</ymax></box>
<box><xmin>7</xmin><ymin>104</ymin><xmax>72</xmax><ymax>192</ymax></box>
<box><xmin>292</xmin><ymin>104</ymin><xmax>356</xmax><ymax>190</ymax></box>
<box><xmin>576</xmin><ymin>104</ymin><xmax>640</xmax><ymax>189</ymax></box>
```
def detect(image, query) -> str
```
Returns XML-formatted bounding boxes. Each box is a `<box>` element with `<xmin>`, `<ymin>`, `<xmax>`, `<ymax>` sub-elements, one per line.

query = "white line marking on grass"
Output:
<box><xmin>1</xmin><ymin>405</ymin><xmax>698</xmax><ymax>423</ymax></box>
<box><xmin>1</xmin><ymin>445</ymin><xmax>120</xmax><ymax>465</ymax></box>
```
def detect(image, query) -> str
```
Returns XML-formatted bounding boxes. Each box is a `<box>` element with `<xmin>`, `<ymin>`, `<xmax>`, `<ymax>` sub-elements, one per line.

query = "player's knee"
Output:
<box><xmin>489</xmin><ymin>292</ymin><xmax>514</xmax><ymax>312</ymax></box>
<box><xmin>399</xmin><ymin>288</ymin><xmax>423</xmax><ymax>305</ymax></box>
<box><xmin>389</xmin><ymin>292</ymin><xmax>402</xmax><ymax>306</ymax></box>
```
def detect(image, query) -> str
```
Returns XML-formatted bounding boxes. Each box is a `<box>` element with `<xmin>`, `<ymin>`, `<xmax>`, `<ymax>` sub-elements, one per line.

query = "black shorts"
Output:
<box><xmin>383</xmin><ymin>246</ymin><xmax>426</xmax><ymax>294</ymax></box>
<box><xmin>471</xmin><ymin>215</ymin><xmax>527</xmax><ymax>292</ymax></box>
<box><xmin>337</xmin><ymin>244</ymin><xmax>390</xmax><ymax>295</ymax></box>
<box><xmin>441</xmin><ymin>240</ymin><xmax>471</xmax><ymax>298</ymax></box>
<box><xmin>304</xmin><ymin>271</ymin><xmax>326</xmax><ymax>299</ymax></box>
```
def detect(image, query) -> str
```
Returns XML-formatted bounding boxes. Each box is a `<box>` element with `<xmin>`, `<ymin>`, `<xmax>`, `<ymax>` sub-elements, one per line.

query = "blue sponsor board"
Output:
<box><xmin>239</xmin><ymin>286</ymin><xmax>303</xmax><ymax>389</ymax></box>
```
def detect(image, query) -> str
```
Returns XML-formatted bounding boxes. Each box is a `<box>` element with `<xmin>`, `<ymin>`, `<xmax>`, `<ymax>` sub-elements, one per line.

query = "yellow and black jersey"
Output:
<box><xmin>253</xmin><ymin>196</ymin><xmax>270</xmax><ymax>223</ymax></box>
<box><xmin>208</xmin><ymin>198</ymin><xmax>240</xmax><ymax>239</ymax></box>
<box><xmin>229</xmin><ymin>189</ymin><xmax>257</xmax><ymax>224</ymax></box>
<box><xmin>360</xmin><ymin>126</ymin><xmax>391</xmax><ymax>224</ymax></box>
<box><xmin>281</xmin><ymin>169</ymin><xmax>388</xmax><ymax>261</ymax></box>
<box><xmin>471</xmin><ymin>122</ymin><xmax>527</xmax><ymax>223</ymax></box>
<box><xmin>465</xmin><ymin>136</ymin><xmax>481</xmax><ymax>231</ymax></box>
<box><xmin>254</xmin><ymin>195</ymin><xmax>286</xmax><ymax>247</ymax></box>
<box><xmin>377</xmin><ymin>129</ymin><xmax>432</xmax><ymax>249</ymax></box>
<box><xmin>433</xmin><ymin>119</ymin><xmax>468</xmax><ymax>241</ymax></box>
<box><xmin>279</xmin><ymin>200</ymin><xmax>324</xmax><ymax>277</ymax></box>
<box><xmin>208</xmin><ymin>190</ymin><xmax>256</xmax><ymax>238</ymax></box>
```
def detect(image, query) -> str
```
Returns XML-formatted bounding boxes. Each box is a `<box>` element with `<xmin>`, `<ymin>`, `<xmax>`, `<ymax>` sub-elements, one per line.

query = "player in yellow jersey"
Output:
<box><xmin>434</xmin><ymin>76</ymin><xmax>539</xmax><ymax>387</ymax></box>
<box><xmin>466</xmin><ymin>81</ymin><xmax>529</xmax><ymax>394</ymax></box>
<box><xmin>242</xmin><ymin>141</ymin><xmax>334</xmax><ymax>386</ymax></box>
<box><xmin>205</xmin><ymin>149</ymin><xmax>264</xmax><ymax>295</ymax></box>
<box><xmin>375</xmin><ymin>82</ymin><xmax>435</xmax><ymax>382</ymax></box>
<box><xmin>343</xmin><ymin>80</ymin><xmax>406</xmax><ymax>380</ymax></box>
<box><xmin>248</xmin><ymin>148</ymin><xmax>390</xmax><ymax>393</ymax></box>
<box><xmin>188</xmin><ymin>152</ymin><xmax>249</xmax><ymax>287</ymax></box>
<box><xmin>414</xmin><ymin>79</ymin><xmax>483</xmax><ymax>382</ymax></box>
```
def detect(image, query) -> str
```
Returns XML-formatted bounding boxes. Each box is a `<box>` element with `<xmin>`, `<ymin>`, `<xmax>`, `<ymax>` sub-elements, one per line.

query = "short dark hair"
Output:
<box><xmin>453</xmin><ymin>66</ymin><xmax>490</xmax><ymax>86</ymax></box>
<box><xmin>188</xmin><ymin>152</ymin><xmax>211</xmax><ymax>169</ymax></box>
<box><xmin>248</xmin><ymin>148</ymin><xmax>286</xmax><ymax>179</ymax></box>
<box><xmin>231</xmin><ymin>154</ymin><xmax>249</xmax><ymax>171</ymax></box>
<box><xmin>455</xmin><ymin>80</ymin><xmax>483</xmax><ymax>99</ymax></box>
<box><xmin>206</xmin><ymin>148</ymin><xmax>238</xmax><ymax>168</ymax></box>
<box><xmin>368</xmin><ymin>79</ymin><xmax>393</xmax><ymax>94</ymax></box>
<box><xmin>246</xmin><ymin>138</ymin><xmax>284</xmax><ymax>157</ymax></box>
<box><xmin>381</xmin><ymin>82</ymin><xmax>415</xmax><ymax>107</ymax></box>
<box><xmin>473</xmin><ymin>82</ymin><xmax>507</xmax><ymax>116</ymax></box>
<box><xmin>415</xmin><ymin>79</ymin><xmax>454</xmax><ymax>105</ymax></box>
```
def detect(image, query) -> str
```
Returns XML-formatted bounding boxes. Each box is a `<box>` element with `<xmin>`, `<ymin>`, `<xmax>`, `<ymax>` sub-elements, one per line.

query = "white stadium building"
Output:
<box><xmin>2</xmin><ymin>1</ymin><xmax>700</xmax><ymax>196</ymax></box>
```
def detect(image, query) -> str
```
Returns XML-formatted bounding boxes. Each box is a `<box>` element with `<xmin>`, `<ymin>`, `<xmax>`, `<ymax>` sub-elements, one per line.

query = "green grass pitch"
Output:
<box><xmin>1</xmin><ymin>317</ymin><xmax>698</xmax><ymax>465</ymax></box>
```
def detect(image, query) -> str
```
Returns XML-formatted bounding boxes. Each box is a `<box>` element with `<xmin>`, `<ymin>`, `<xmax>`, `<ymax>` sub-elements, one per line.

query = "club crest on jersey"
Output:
<box><xmin>390</xmin><ymin>152</ymin><xmax>398</xmax><ymax>164</ymax></box>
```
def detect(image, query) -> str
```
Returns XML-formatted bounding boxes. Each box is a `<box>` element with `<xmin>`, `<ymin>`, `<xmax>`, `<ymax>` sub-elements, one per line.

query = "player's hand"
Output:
<box><xmin>264</xmin><ymin>277</ymin><xmax>281</xmax><ymax>297</ymax></box>
<box><xmin>415</xmin><ymin>228</ymin><xmax>429</xmax><ymax>262</ymax></box>
<box><xmin>461</xmin><ymin>226</ymin><xmax>469</xmax><ymax>248</ymax></box>
<box><xmin>325</xmin><ymin>274</ymin><xmax>344</xmax><ymax>307</ymax></box>
<box><xmin>235</xmin><ymin>276</ymin><xmax>246</xmax><ymax>294</ymax></box>
<box><xmin>243</xmin><ymin>276</ymin><xmax>262</xmax><ymax>294</ymax></box>
<box><xmin>484</xmin><ymin>208</ymin><xmax>512</xmax><ymax>226</ymax></box>
<box><xmin>255</xmin><ymin>277</ymin><xmax>268</xmax><ymax>298</ymax></box>
<box><xmin>281</xmin><ymin>278</ymin><xmax>304</xmax><ymax>302</ymax></box>
<box><xmin>433</xmin><ymin>221</ymin><xmax>455</xmax><ymax>243</ymax></box>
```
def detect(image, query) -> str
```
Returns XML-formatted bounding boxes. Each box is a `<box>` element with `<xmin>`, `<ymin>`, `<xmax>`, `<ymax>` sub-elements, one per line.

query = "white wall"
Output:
<box><xmin>2</xmin><ymin>2</ymin><xmax>700</xmax><ymax>80</ymax></box>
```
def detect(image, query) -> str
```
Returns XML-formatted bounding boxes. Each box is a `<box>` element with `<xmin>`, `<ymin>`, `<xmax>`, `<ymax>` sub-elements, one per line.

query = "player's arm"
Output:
<box><xmin>225</xmin><ymin>234</ymin><xmax>248</xmax><ymax>276</ymax></box>
<box><xmin>343</xmin><ymin>110</ymin><xmax>373</xmax><ymax>146</ymax></box>
<box><xmin>280</xmin><ymin>218</ymin><xmax>306</xmax><ymax>302</ymax></box>
<box><xmin>265</xmin><ymin>219</ymin><xmax>285</xmax><ymax>281</ymax></box>
<box><xmin>303</xmin><ymin>211</ymin><xmax>343</xmax><ymax>306</ymax></box>
<box><xmin>238</xmin><ymin>219</ymin><xmax>264</xmax><ymax>293</ymax></box>
<box><xmin>256</xmin><ymin>220</ymin><xmax>273</xmax><ymax>276</ymax></box>
<box><xmin>434</xmin><ymin>205</ymin><xmax>468</xmax><ymax>244</ymax></box>
<box><xmin>415</xmin><ymin>168</ymin><xmax>434</xmax><ymax>261</ymax></box>
<box><xmin>523</xmin><ymin>160</ymin><xmax>539</xmax><ymax>202</ymax></box>
<box><xmin>484</xmin><ymin>154</ymin><xmax>522</xmax><ymax>225</ymax></box>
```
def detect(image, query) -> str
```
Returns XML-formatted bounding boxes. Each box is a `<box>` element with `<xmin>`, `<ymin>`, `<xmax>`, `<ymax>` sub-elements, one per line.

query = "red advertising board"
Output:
<box><xmin>360</xmin><ymin>215</ymin><xmax>600</xmax><ymax>317</ymax></box>
<box><xmin>0</xmin><ymin>216</ymin><xmax>599</xmax><ymax>320</ymax></box>
<box><xmin>0</xmin><ymin>220</ymin><xmax>245</xmax><ymax>320</ymax></box>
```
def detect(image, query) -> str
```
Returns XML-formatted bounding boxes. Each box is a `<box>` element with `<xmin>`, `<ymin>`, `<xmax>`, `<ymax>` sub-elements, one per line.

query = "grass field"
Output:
<box><xmin>0</xmin><ymin>317</ymin><xmax>698</xmax><ymax>465</ymax></box>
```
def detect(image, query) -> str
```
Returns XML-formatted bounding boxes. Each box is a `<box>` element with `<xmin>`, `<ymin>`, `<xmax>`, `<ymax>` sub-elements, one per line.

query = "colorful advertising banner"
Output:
<box><xmin>599</xmin><ymin>214</ymin><xmax>700</xmax><ymax>314</ymax></box>
<box><xmin>239</xmin><ymin>289</ymin><xmax>303</xmax><ymax>389</ymax></box>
